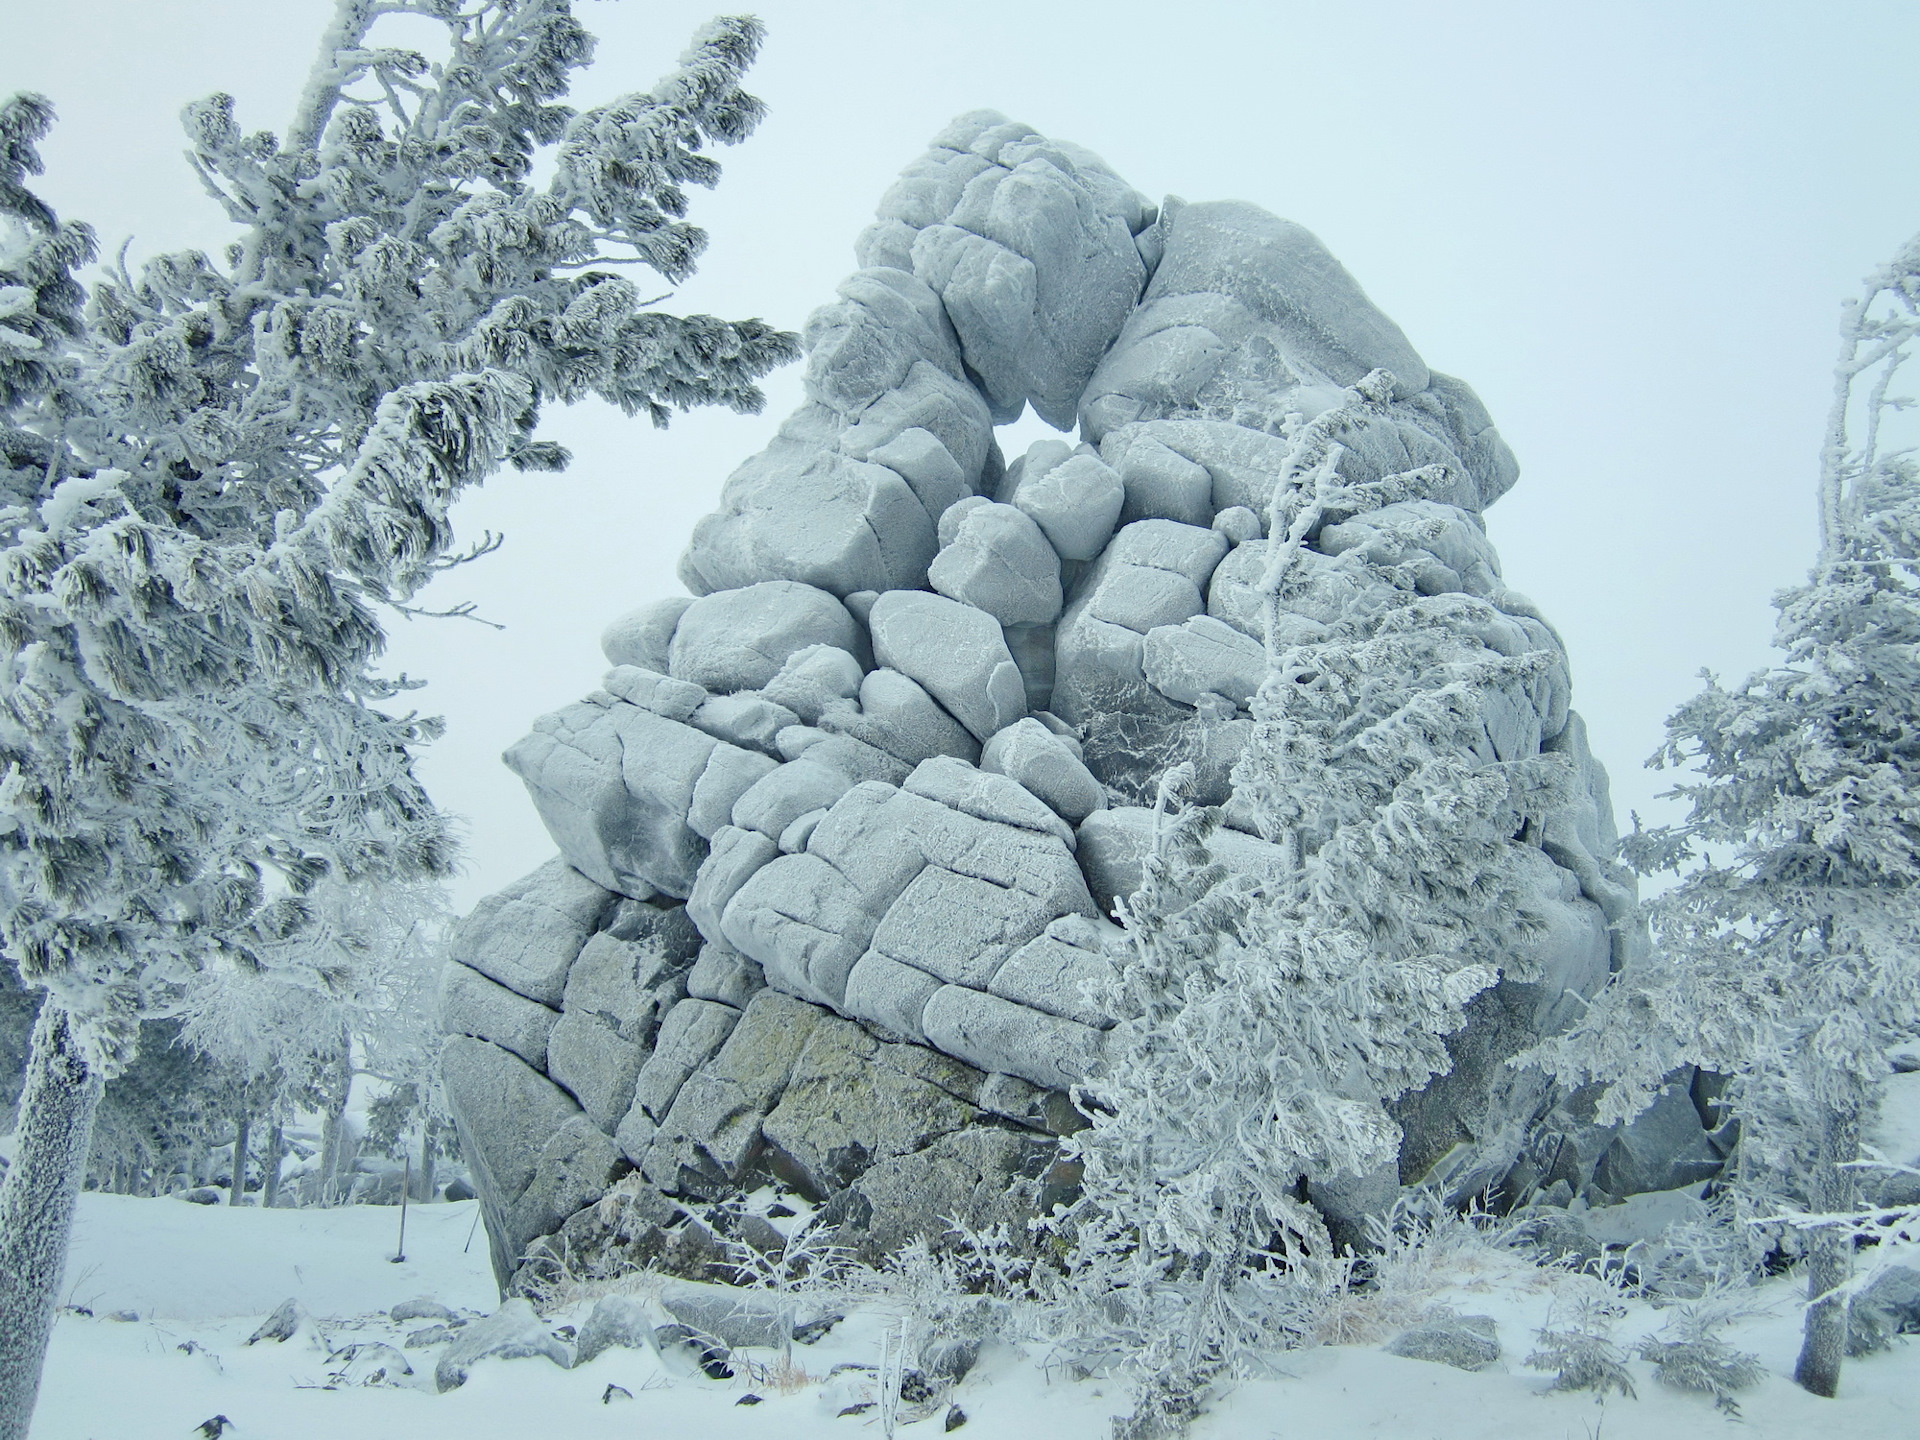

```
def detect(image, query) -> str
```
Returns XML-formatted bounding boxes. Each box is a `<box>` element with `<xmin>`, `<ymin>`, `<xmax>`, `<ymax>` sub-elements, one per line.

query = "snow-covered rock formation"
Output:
<box><xmin>441</xmin><ymin>111</ymin><xmax>1723</xmax><ymax>1291</ymax></box>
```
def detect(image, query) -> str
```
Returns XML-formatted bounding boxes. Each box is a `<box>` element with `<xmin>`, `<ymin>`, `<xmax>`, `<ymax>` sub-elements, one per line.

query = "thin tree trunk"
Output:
<box><xmin>319</xmin><ymin>1105</ymin><xmax>344</xmax><ymax>1207</ymax></box>
<box><xmin>261</xmin><ymin>1122</ymin><xmax>284</xmax><ymax>1210</ymax></box>
<box><xmin>418</xmin><ymin>1128</ymin><xmax>435</xmax><ymax>1203</ymax></box>
<box><xmin>1796</xmin><ymin>1116</ymin><xmax>1858</xmax><ymax>1399</ymax></box>
<box><xmin>228</xmin><ymin>1110</ymin><xmax>251</xmax><ymax>1206</ymax></box>
<box><xmin>0</xmin><ymin>1004</ymin><xmax>106</xmax><ymax>1440</ymax></box>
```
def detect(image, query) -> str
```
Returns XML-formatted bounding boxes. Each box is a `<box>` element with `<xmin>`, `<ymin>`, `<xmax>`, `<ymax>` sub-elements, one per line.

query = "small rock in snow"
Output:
<box><xmin>245</xmin><ymin>1298</ymin><xmax>304</xmax><ymax>1345</ymax></box>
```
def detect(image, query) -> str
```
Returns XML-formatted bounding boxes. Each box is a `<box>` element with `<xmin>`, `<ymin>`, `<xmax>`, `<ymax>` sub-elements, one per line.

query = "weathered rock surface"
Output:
<box><xmin>446</xmin><ymin>108</ymin><xmax>1711</xmax><ymax>1295</ymax></box>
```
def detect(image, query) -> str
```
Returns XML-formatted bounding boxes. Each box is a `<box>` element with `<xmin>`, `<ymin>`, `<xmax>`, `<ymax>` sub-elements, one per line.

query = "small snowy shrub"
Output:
<box><xmin>1636</xmin><ymin>1290</ymin><xmax>1766</xmax><ymax>1415</ymax></box>
<box><xmin>1526</xmin><ymin>1284</ymin><xmax>1638</xmax><ymax>1400</ymax></box>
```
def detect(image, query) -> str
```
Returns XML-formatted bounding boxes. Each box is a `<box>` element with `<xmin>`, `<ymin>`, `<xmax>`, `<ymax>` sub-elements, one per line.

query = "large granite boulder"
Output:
<box><xmin>444</xmin><ymin>109</ymin><xmax>1708</xmax><ymax>1295</ymax></box>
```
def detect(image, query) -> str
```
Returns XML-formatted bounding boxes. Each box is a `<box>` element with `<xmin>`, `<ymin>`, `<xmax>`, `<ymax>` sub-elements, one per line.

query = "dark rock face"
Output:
<box><xmin>443</xmin><ymin>109</ymin><xmax>1719</xmax><ymax>1291</ymax></box>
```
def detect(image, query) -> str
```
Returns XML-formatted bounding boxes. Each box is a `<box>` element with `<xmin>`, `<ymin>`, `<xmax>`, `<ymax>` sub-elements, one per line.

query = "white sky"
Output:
<box><xmin>5</xmin><ymin>1</ymin><xmax>1917</xmax><ymax>909</ymax></box>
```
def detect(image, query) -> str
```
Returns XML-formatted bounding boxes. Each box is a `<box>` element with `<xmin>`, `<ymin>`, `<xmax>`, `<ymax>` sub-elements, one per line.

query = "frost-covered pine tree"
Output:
<box><xmin>1531</xmin><ymin>233</ymin><xmax>1920</xmax><ymax>1399</ymax></box>
<box><xmin>0</xmin><ymin>5</ymin><xmax>794</xmax><ymax>1431</ymax></box>
<box><xmin>176</xmin><ymin>876</ymin><xmax>451</xmax><ymax>1206</ymax></box>
<box><xmin>1055</xmin><ymin>373</ymin><xmax>1573</xmax><ymax>1436</ymax></box>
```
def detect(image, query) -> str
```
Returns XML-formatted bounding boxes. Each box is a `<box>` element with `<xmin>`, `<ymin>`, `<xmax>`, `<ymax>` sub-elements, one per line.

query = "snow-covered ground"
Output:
<box><xmin>29</xmin><ymin>1192</ymin><xmax>1920</xmax><ymax>1439</ymax></box>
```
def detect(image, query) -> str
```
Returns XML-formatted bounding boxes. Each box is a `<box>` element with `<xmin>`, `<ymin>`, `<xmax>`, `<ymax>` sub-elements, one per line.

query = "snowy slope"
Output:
<box><xmin>29</xmin><ymin>1193</ymin><xmax>1920</xmax><ymax>1440</ymax></box>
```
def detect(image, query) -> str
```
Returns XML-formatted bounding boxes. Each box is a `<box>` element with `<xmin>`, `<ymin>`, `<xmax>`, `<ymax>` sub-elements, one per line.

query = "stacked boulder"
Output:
<box><xmin>442</xmin><ymin>110</ymin><xmax>1723</xmax><ymax>1292</ymax></box>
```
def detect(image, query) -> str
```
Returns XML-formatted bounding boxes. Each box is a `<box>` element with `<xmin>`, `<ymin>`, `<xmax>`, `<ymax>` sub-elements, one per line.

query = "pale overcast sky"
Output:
<box><xmin>5</xmin><ymin>1</ymin><xmax>1917</xmax><ymax>908</ymax></box>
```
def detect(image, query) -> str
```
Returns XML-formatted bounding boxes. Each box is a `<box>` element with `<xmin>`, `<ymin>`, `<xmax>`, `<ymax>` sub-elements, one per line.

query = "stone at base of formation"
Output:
<box><xmin>442</xmin><ymin>109</ymin><xmax>1720</xmax><ymax>1292</ymax></box>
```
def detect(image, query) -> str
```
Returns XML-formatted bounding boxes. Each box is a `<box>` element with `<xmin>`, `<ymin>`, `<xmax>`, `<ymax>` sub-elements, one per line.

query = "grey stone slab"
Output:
<box><xmin>441</xmin><ymin>1036</ymin><xmax>583</xmax><ymax>1282</ymax></box>
<box><xmin>439</xmin><ymin>960</ymin><xmax>558</xmax><ymax>1070</ymax></box>
<box><xmin>1087</xmin><ymin>563</ymin><xmax>1204</xmax><ymax>635</ymax></box>
<box><xmin>980</xmin><ymin>717</ymin><xmax>1105</xmax><ymax>824</ymax></box>
<box><xmin>643</xmin><ymin>991</ymin><xmax>826</xmax><ymax>1195</ymax></box>
<box><xmin>928</xmin><ymin>500</ymin><xmax>1063</xmax><ymax>626</ymax></box>
<box><xmin>505</xmin><ymin>701</ymin><xmax>717</xmax><ymax>900</ymax></box>
<box><xmin>988</xmin><ymin>933</ymin><xmax>1115</xmax><ymax>1029</ymax></box>
<box><xmin>1142</xmin><ymin>614</ymin><xmax>1266</xmax><ymax>708</ymax></box>
<box><xmin>680</xmin><ymin>439</ymin><xmax>937</xmax><ymax>598</ymax></box>
<box><xmin>907</xmin><ymin>143</ymin><xmax>1145</xmax><ymax>429</ymax></box>
<box><xmin>903</xmin><ymin>755</ymin><xmax>1077</xmax><ymax>848</ymax></box>
<box><xmin>601</xmin><ymin>665</ymin><xmax>707</xmax><ymax>722</ymax></box>
<box><xmin>600</xmin><ymin>596</ymin><xmax>694</xmax><ymax>673</ymax></box>
<box><xmin>760</xmin><ymin>1013</ymin><xmax>978</xmax><ymax>1198</ymax></box>
<box><xmin>1079</xmin><ymin>199</ymin><xmax>1429</xmax><ymax>444</ymax></box>
<box><xmin>508</xmin><ymin>1114</ymin><xmax>628</xmax><ymax>1262</ymax></box>
<box><xmin>1104</xmin><ymin>518</ymin><xmax>1231</xmax><ymax>590</ymax></box>
<box><xmin>687</xmin><ymin>692</ymin><xmax>800</xmax><ymax>756</ymax></box>
<box><xmin>842</xmin><ymin>950</ymin><xmax>945</xmax><ymax>1044</ymax></box>
<box><xmin>863</xmin><ymin>425</ymin><xmax>973</xmax><ymax>524</ymax></box>
<box><xmin>562</xmin><ymin>928</ymin><xmax>689</xmax><ymax>1045</ymax></box>
<box><xmin>760</xmin><ymin>644</ymin><xmax>866</xmax><ymax>725</ymax></box>
<box><xmin>686</xmin><ymin>943</ymin><xmax>765</xmax><ymax>1008</ymax></box>
<box><xmin>669</xmin><ymin>582</ymin><xmax>862</xmax><ymax>693</ymax></box>
<box><xmin>921</xmin><ymin>983</ymin><xmax>1105</xmax><ymax>1096</ymax></box>
<box><xmin>1114</xmin><ymin>434</ymin><xmax>1213</xmax><ymax>527</ymax></box>
<box><xmin>838</xmin><ymin>360</ymin><xmax>995</xmax><ymax>494</ymax></box>
<box><xmin>449</xmin><ymin>857</ymin><xmax>616</xmax><ymax>1006</ymax></box>
<box><xmin>872</xmin><ymin>864</ymin><xmax>1065</xmax><ymax>989</ymax></box>
<box><xmin>1010</xmin><ymin>449</ymin><xmax>1124</xmax><ymax>562</ymax></box>
<box><xmin>632</xmin><ymin>999</ymin><xmax>744</xmax><ymax>1123</ymax></box>
<box><xmin>802</xmin><ymin>266</ymin><xmax>965</xmax><ymax>417</ymax></box>
<box><xmin>1101</xmin><ymin>419</ymin><xmax>1292</xmax><ymax>519</ymax></box>
<box><xmin>818</xmin><ymin>667</ymin><xmax>979</xmax><ymax>768</ymax></box>
<box><xmin>867</xmin><ymin>590</ymin><xmax>1026</xmax><ymax>741</ymax></box>
<box><xmin>1385</xmin><ymin>1315</ymin><xmax>1500</xmax><ymax>1371</ymax></box>
<box><xmin>686</xmin><ymin>824</ymin><xmax>779</xmax><ymax>945</ymax></box>
<box><xmin>779</xmin><ymin>807</ymin><xmax>828</xmax><ymax>853</ymax></box>
<box><xmin>720</xmin><ymin>852</ymin><xmax>877</xmax><ymax>1009</ymax></box>
<box><xmin>686</xmin><ymin>743</ymin><xmax>779</xmax><ymax>841</ymax></box>
<box><xmin>820</xmin><ymin>1124</ymin><xmax>1054</xmax><ymax>1267</ymax></box>
<box><xmin>730</xmin><ymin>759</ymin><xmax>855</xmax><ymax>842</ymax></box>
<box><xmin>547</xmin><ymin>1009</ymin><xmax>646</xmax><ymax>1133</ymax></box>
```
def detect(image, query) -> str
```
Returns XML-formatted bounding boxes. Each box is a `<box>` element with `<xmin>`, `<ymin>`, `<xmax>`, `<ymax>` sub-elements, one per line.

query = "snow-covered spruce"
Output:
<box><xmin>0</xmin><ymin>5</ymin><xmax>793</xmax><ymax>1434</ymax></box>
<box><xmin>1527</xmin><ymin>232</ymin><xmax>1920</xmax><ymax>1399</ymax></box>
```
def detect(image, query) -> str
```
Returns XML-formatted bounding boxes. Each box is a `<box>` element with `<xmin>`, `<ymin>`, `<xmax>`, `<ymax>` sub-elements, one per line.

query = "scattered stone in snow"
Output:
<box><xmin>603</xmin><ymin>1384</ymin><xmax>634</xmax><ymax>1403</ymax></box>
<box><xmin>653</xmin><ymin>1322</ymin><xmax>734</xmax><ymax>1380</ymax></box>
<box><xmin>390</xmin><ymin>1296</ymin><xmax>456</xmax><ymax>1323</ymax></box>
<box><xmin>575</xmin><ymin>1294</ymin><xmax>657</xmax><ymax>1364</ymax></box>
<box><xmin>245</xmin><ymin>1297</ymin><xmax>304</xmax><ymax>1345</ymax></box>
<box><xmin>1384</xmin><ymin>1314</ymin><xmax>1501</xmax><ymax>1371</ymax></box>
<box><xmin>1848</xmin><ymin>1265</ymin><xmax>1920</xmax><ymax>1356</ymax></box>
<box><xmin>434</xmin><ymin>1298</ymin><xmax>573</xmax><ymax>1391</ymax></box>
<box><xmin>659</xmin><ymin>1282</ymin><xmax>790</xmax><ymax>1349</ymax></box>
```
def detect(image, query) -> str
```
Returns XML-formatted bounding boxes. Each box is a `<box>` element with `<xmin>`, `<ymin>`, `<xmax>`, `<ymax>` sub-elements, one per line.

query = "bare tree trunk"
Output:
<box><xmin>0</xmin><ymin>1004</ymin><xmax>106</xmax><ymax>1440</ymax></box>
<box><xmin>318</xmin><ymin>1108</ymin><xmax>342</xmax><ymax>1207</ymax></box>
<box><xmin>228</xmin><ymin>1110</ymin><xmax>251</xmax><ymax>1206</ymax></box>
<box><xmin>1795</xmin><ymin>1114</ymin><xmax>1859</xmax><ymax>1398</ymax></box>
<box><xmin>260</xmin><ymin>1122</ymin><xmax>284</xmax><ymax>1210</ymax></box>
<box><xmin>418</xmin><ymin>1127</ymin><xmax>436</xmax><ymax>1203</ymax></box>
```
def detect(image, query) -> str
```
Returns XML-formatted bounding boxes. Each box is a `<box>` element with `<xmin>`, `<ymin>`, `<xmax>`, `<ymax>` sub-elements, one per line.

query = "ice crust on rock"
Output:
<box><xmin>448</xmin><ymin>109</ymin><xmax>1712</xmax><ymax>1293</ymax></box>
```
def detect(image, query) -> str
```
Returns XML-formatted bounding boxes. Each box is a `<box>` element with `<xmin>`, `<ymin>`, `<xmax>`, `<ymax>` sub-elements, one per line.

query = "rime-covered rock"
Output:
<box><xmin>867</xmin><ymin>591</ymin><xmax>1026</xmax><ymax>742</ymax></box>
<box><xmin>980</xmin><ymin>717</ymin><xmax>1105</xmax><ymax>823</ymax></box>
<box><xmin>448</xmin><ymin>110</ymin><xmax>1707</xmax><ymax>1292</ymax></box>
<box><xmin>439</xmin><ymin>961</ymin><xmax>558</xmax><ymax>1071</ymax></box>
<box><xmin>1008</xmin><ymin>446</ymin><xmax>1124</xmax><ymax>562</ymax></box>
<box><xmin>668</xmin><ymin>582</ymin><xmax>862</xmax><ymax>693</ymax></box>
<box><xmin>450</xmin><ymin>859</ymin><xmax>614</xmax><ymax>1007</ymax></box>
<box><xmin>928</xmin><ymin>500</ymin><xmax>1062</xmax><ymax>626</ymax></box>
